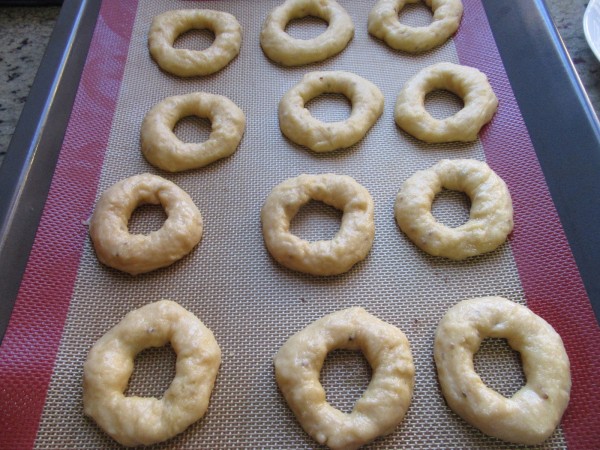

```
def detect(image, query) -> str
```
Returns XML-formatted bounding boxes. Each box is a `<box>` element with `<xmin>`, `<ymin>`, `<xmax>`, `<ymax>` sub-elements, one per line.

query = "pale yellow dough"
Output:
<box><xmin>395</xmin><ymin>62</ymin><xmax>498</xmax><ymax>142</ymax></box>
<box><xmin>434</xmin><ymin>297</ymin><xmax>571</xmax><ymax>445</ymax></box>
<box><xmin>275</xmin><ymin>307</ymin><xmax>415</xmax><ymax>450</ymax></box>
<box><xmin>89</xmin><ymin>174</ymin><xmax>203</xmax><ymax>275</ymax></box>
<box><xmin>148</xmin><ymin>9</ymin><xmax>241</xmax><ymax>77</ymax></box>
<box><xmin>83</xmin><ymin>300</ymin><xmax>221</xmax><ymax>447</ymax></box>
<box><xmin>279</xmin><ymin>71</ymin><xmax>384</xmax><ymax>152</ymax></box>
<box><xmin>368</xmin><ymin>0</ymin><xmax>463</xmax><ymax>53</ymax></box>
<box><xmin>141</xmin><ymin>92</ymin><xmax>246</xmax><ymax>172</ymax></box>
<box><xmin>261</xmin><ymin>174</ymin><xmax>375</xmax><ymax>276</ymax></box>
<box><xmin>260</xmin><ymin>0</ymin><xmax>354</xmax><ymax>66</ymax></box>
<box><xmin>395</xmin><ymin>159</ymin><xmax>513</xmax><ymax>259</ymax></box>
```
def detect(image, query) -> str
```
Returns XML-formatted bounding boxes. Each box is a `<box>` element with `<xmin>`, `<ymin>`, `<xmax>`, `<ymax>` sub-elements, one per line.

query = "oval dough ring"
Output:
<box><xmin>261</xmin><ymin>174</ymin><xmax>375</xmax><ymax>276</ymax></box>
<box><xmin>394</xmin><ymin>159</ymin><xmax>513</xmax><ymax>260</ymax></box>
<box><xmin>89</xmin><ymin>173</ymin><xmax>203</xmax><ymax>275</ymax></box>
<box><xmin>275</xmin><ymin>307</ymin><xmax>414</xmax><ymax>450</ymax></box>
<box><xmin>368</xmin><ymin>0</ymin><xmax>463</xmax><ymax>53</ymax></box>
<box><xmin>141</xmin><ymin>92</ymin><xmax>246</xmax><ymax>172</ymax></box>
<box><xmin>395</xmin><ymin>62</ymin><xmax>498</xmax><ymax>142</ymax></box>
<box><xmin>279</xmin><ymin>71</ymin><xmax>384</xmax><ymax>152</ymax></box>
<box><xmin>434</xmin><ymin>297</ymin><xmax>571</xmax><ymax>445</ymax></box>
<box><xmin>148</xmin><ymin>9</ymin><xmax>242</xmax><ymax>77</ymax></box>
<box><xmin>260</xmin><ymin>0</ymin><xmax>354</xmax><ymax>66</ymax></box>
<box><xmin>83</xmin><ymin>300</ymin><xmax>221</xmax><ymax>447</ymax></box>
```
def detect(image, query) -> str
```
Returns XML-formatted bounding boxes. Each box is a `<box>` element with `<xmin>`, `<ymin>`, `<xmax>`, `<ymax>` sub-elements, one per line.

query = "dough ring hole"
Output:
<box><xmin>128</xmin><ymin>204</ymin><xmax>168</xmax><ymax>235</ymax></box>
<box><xmin>306</xmin><ymin>93</ymin><xmax>352</xmax><ymax>123</ymax></box>
<box><xmin>173</xmin><ymin>28</ymin><xmax>215</xmax><ymax>52</ymax></box>
<box><xmin>285</xmin><ymin>15</ymin><xmax>329</xmax><ymax>40</ymax></box>
<box><xmin>397</xmin><ymin>2</ymin><xmax>434</xmax><ymax>27</ymax></box>
<box><xmin>424</xmin><ymin>89</ymin><xmax>464</xmax><ymax>120</ymax></box>
<box><xmin>173</xmin><ymin>115</ymin><xmax>213</xmax><ymax>144</ymax></box>
<box><xmin>473</xmin><ymin>338</ymin><xmax>526</xmax><ymax>398</ymax></box>
<box><xmin>290</xmin><ymin>200</ymin><xmax>343</xmax><ymax>242</ymax></box>
<box><xmin>431</xmin><ymin>189</ymin><xmax>471</xmax><ymax>228</ymax></box>
<box><xmin>124</xmin><ymin>344</ymin><xmax>177</xmax><ymax>398</ymax></box>
<box><xmin>320</xmin><ymin>348</ymin><xmax>372</xmax><ymax>414</ymax></box>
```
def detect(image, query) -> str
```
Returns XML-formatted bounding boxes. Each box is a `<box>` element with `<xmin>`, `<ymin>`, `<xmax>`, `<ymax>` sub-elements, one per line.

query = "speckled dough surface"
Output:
<box><xmin>395</xmin><ymin>62</ymin><xmax>498</xmax><ymax>142</ymax></box>
<box><xmin>275</xmin><ymin>307</ymin><xmax>414</xmax><ymax>449</ymax></box>
<box><xmin>141</xmin><ymin>92</ymin><xmax>246</xmax><ymax>172</ymax></box>
<box><xmin>434</xmin><ymin>297</ymin><xmax>571</xmax><ymax>445</ymax></box>
<box><xmin>148</xmin><ymin>9</ymin><xmax>242</xmax><ymax>77</ymax></box>
<box><xmin>261</xmin><ymin>173</ymin><xmax>375</xmax><ymax>275</ymax></box>
<box><xmin>83</xmin><ymin>300</ymin><xmax>221</xmax><ymax>446</ymax></box>
<box><xmin>260</xmin><ymin>0</ymin><xmax>354</xmax><ymax>66</ymax></box>
<box><xmin>368</xmin><ymin>0</ymin><xmax>463</xmax><ymax>53</ymax></box>
<box><xmin>89</xmin><ymin>174</ymin><xmax>203</xmax><ymax>275</ymax></box>
<box><xmin>395</xmin><ymin>159</ymin><xmax>513</xmax><ymax>259</ymax></box>
<box><xmin>278</xmin><ymin>71</ymin><xmax>384</xmax><ymax>152</ymax></box>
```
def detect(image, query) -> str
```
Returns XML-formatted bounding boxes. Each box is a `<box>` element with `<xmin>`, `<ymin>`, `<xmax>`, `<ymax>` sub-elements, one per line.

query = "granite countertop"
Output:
<box><xmin>0</xmin><ymin>6</ymin><xmax>59</xmax><ymax>163</ymax></box>
<box><xmin>0</xmin><ymin>1</ymin><xmax>598</xmax><ymax>167</ymax></box>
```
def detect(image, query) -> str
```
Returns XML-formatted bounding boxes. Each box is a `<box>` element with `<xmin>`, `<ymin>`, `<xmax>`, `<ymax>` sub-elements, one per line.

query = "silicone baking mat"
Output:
<box><xmin>1</xmin><ymin>0</ymin><xmax>599</xmax><ymax>448</ymax></box>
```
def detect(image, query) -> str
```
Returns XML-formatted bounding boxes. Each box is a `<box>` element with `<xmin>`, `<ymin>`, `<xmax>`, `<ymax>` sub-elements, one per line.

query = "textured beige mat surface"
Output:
<box><xmin>34</xmin><ymin>1</ymin><xmax>565</xmax><ymax>448</ymax></box>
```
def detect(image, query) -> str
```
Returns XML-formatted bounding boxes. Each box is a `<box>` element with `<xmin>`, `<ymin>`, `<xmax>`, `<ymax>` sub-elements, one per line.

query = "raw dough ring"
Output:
<box><xmin>89</xmin><ymin>173</ymin><xmax>203</xmax><ymax>275</ymax></box>
<box><xmin>260</xmin><ymin>0</ymin><xmax>354</xmax><ymax>66</ymax></box>
<box><xmin>395</xmin><ymin>62</ymin><xmax>498</xmax><ymax>142</ymax></box>
<box><xmin>275</xmin><ymin>307</ymin><xmax>415</xmax><ymax>450</ymax></box>
<box><xmin>83</xmin><ymin>300</ymin><xmax>221</xmax><ymax>447</ymax></box>
<box><xmin>368</xmin><ymin>0</ymin><xmax>463</xmax><ymax>53</ymax></box>
<box><xmin>148</xmin><ymin>9</ymin><xmax>241</xmax><ymax>77</ymax></box>
<box><xmin>434</xmin><ymin>297</ymin><xmax>571</xmax><ymax>445</ymax></box>
<box><xmin>394</xmin><ymin>159</ymin><xmax>513</xmax><ymax>259</ymax></box>
<box><xmin>261</xmin><ymin>174</ymin><xmax>375</xmax><ymax>276</ymax></box>
<box><xmin>279</xmin><ymin>71</ymin><xmax>384</xmax><ymax>152</ymax></box>
<box><xmin>141</xmin><ymin>92</ymin><xmax>246</xmax><ymax>172</ymax></box>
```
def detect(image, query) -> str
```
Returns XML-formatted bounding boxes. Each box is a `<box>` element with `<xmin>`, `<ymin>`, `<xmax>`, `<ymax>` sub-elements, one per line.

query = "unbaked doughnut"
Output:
<box><xmin>89</xmin><ymin>174</ymin><xmax>203</xmax><ymax>275</ymax></box>
<box><xmin>395</xmin><ymin>62</ymin><xmax>498</xmax><ymax>142</ymax></box>
<box><xmin>148</xmin><ymin>9</ymin><xmax>241</xmax><ymax>77</ymax></box>
<box><xmin>368</xmin><ymin>0</ymin><xmax>463</xmax><ymax>53</ymax></box>
<box><xmin>279</xmin><ymin>71</ymin><xmax>384</xmax><ymax>152</ymax></box>
<box><xmin>275</xmin><ymin>307</ymin><xmax>414</xmax><ymax>450</ymax></box>
<box><xmin>141</xmin><ymin>92</ymin><xmax>246</xmax><ymax>172</ymax></box>
<box><xmin>83</xmin><ymin>300</ymin><xmax>221</xmax><ymax>447</ymax></box>
<box><xmin>260</xmin><ymin>0</ymin><xmax>354</xmax><ymax>66</ymax></box>
<box><xmin>261</xmin><ymin>174</ymin><xmax>374</xmax><ymax>276</ymax></box>
<box><xmin>394</xmin><ymin>159</ymin><xmax>513</xmax><ymax>259</ymax></box>
<box><xmin>434</xmin><ymin>297</ymin><xmax>571</xmax><ymax>445</ymax></box>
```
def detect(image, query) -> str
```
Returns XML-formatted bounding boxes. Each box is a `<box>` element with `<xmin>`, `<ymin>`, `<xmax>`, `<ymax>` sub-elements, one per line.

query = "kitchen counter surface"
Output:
<box><xmin>0</xmin><ymin>1</ymin><xmax>598</xmax><ymax>167</ymax></box>
<box><xmin>0</xmin><ymin>6</ymin><xmax>59</xmax><ymax>164</ymax></box>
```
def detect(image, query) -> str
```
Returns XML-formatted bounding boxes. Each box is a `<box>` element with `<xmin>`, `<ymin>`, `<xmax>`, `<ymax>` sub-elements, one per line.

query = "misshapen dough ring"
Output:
<box><xmin>275</xmin><ymin>307</ymin><xmax>415</xmax><ymax>450</ymax></box>
<box><xmin>89</xmin><ymin>174</ymin><xmax>203</xmax><ymax>275</ymax></box>
<box><xmin>434</xmin><ymin>297</ymin><xmax>571</xmax><ymax>445</ymax></box>
<box><xmin>279</xmin><ymin>71</ymin><xmax>384</xmax><ymax>152</ymax></box>
<box><xmin>83</xmin><ymin>300</ymin><xmax>221</xmax><ymax>447</ymax></box>
<box><xmin>260</xmin><ymin>0</ymin><xmax>354</xmax><ymax>66</ymax></box>
<box><xmin>368</xmin><ymin>0</ymin><xmax>463</xmax><ymax>53</ymax></box>
<box><xmin>395</xmin><ymin>62</ymin><xmax>498</xmax><ymax>142</ymax></box>
<box><xmin>141</xmin><ymin>92</ymin><xmax>246</xmax><ymax>172</ymax></box>
<box><xmin>395</xmin><ymin>159</ymin><xmax>513</xmax><ymax>259</ymax></box>
<box><xmin>261</xmin><ymin>174</ymin><xmax>375</xmax><ymax>276</ymax></box>
<box><xmin>148</xmin><ymin>9</ymin><xmax>241</xmax><ymax>77</ymax></box>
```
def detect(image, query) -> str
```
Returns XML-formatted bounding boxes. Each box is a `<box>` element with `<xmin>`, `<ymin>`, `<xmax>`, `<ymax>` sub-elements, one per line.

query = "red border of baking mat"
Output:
<box><xmin>0</xmin><ymin>0</ymin><xmax>599</xmax><ymax>448</ymax></box>
<box><xmin>457</xmin><ymin>0</ymin><xmax>600</xmax><ymax>448</ymax></box>
<box><xmin>0</xmin><ymin>1</ymin><xmax>137</xmax><ymax>448</ymax></box>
